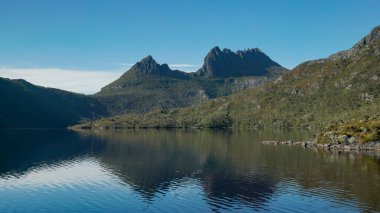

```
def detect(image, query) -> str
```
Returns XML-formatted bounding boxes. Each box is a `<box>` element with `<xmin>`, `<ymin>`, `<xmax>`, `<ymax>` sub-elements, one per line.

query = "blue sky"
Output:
<box><xmin>0</xmin><ymin>0</ymin><xmax>379</xmax><ymax>93</ymax></box>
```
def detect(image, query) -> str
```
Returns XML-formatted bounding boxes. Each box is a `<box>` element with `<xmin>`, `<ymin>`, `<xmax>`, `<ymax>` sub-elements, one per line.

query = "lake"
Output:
<box><xmin>0</xmin><ymin>129</ymin><xmax>379</xmax><ymax>212</ymax></box>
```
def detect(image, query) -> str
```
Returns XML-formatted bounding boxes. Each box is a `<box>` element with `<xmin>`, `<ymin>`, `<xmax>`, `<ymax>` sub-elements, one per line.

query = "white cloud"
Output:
<box><xmin>168</xmin><ymin>64</ymin><xmax>200</xmax><ymax>72</ymax></box>
<box><xmin>0</xmin><ymin>63</ymin><xmax>200</xmax><ymax>94</ymax></box>
<box><xmin>0</xmin><ymin>67</ymin><xmax>123</xmax><ymax>95</ymax></box>
<box><xmin>168</xmin><ymin>64</ymin><xmax>199</xmax><ymax>68</ymax></box>
<box><xmin>103</xmin><ymin>62</ymin><xmax>200</xmax><ymax>71</ymax></box>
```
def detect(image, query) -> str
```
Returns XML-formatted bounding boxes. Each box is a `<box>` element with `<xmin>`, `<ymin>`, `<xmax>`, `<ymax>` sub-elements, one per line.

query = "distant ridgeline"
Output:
<box><xmin>0</xmin><ymin>78</ymin><xmax>107</xmax><ymax>128</ymax></box>
<box><xmin>3</xmin><ymin>26</ymin><xmax>380</xmax><ymax>129</ymax></box>
<box><xmin>0</xmin><ymin>47</ymin><xmax>287</xmax><ymax>128</ymax></box>
<box><xmin>95</xmin><ymin>48</ymin><xmax>287</xmax><ymax>115</ymax></box>
<box><xmin>73</xmin><ymin>25</ymin><xmax>380</xmax><ymax>130</ymax></box>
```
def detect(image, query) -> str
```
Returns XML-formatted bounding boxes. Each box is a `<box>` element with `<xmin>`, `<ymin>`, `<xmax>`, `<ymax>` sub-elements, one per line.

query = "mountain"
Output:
<box><xmin>197</xmin><ymin>47</ymin><xmax>287</xmax><ymax>78</ymax></box>
<box><xmin>0</xmin><ymin>47</ymin><xmax>286</xmax><ymax>127</ymax></box>
<box><xmin>95</xmin><ymin>50</ymin><xmax>286</xmax><ymax>115</ymax></box>
<box><xmin>95</xmin><ymin>56</ymin><xmax>223</xmax><ymax>115</ymax></box>
<box><xmin>0</xmin><ymin>78</ymin><xmax>106</xmax><ymax>128</ymax></box>
<box><xmin>74</xmin><ymin>25</ymin><xmax>380</xmax><ymax>130</ymax></box>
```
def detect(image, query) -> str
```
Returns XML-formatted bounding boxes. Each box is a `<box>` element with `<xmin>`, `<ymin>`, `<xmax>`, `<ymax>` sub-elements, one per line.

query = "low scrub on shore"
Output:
<box><xmin>316</xmin><ymin>118</ymin><xmax>380</xmax><ymax>144</ymax></box>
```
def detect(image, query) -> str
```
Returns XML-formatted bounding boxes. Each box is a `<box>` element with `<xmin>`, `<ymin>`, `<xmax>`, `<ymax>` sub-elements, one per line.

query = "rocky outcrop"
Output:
<box><xmin>231</xmin><ymin>77</ymin><xmax>269</xmax><ymax>92</ymax></box>
<box><xmin>262</xmin><ymin>140</ymin><xmax>380</xmax><ymax>151</ymax></box>
<box><xmin>329</xmin><ymin>25</ymin><xmax>380</xmax><ymax>60</ymax></box>
<box><xmin>100</xmin><ymin>56</ymin><xmax>191</xmax><ymax>91</ymax></box>
<box><xmin>197</xmin><ymin>46</ymin><xmax>287</xmax><ymax>78</ymax></box>
<box><xmin>129</xmin><ymin>56</ymin><xmax>169</xmax><ymax>75</ymax></box>
<box><xmin>96</xmin><ymin>49</ymin><xmax>286</xmax><ymax>115</ymax></box>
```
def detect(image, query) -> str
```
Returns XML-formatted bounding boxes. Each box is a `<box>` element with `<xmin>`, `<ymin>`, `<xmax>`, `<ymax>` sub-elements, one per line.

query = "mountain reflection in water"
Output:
<box><xmin>0</xmin><ymin>129</ymin><xmax>379</xmax><ymax>212</ymax></box>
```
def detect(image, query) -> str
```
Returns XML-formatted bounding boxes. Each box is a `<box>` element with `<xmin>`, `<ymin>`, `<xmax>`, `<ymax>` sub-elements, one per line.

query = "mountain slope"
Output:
<box><xmin>95</xmin><ymin>56</ymin><xmax>228</xmax><ymax>115</ymax></box>
<box><xmin>96</xmin><ymin>50</ymin><xmax>287</xmax><ymax>115</ymax></box>
<box><xmin>0</xmin><ymin>47</ymin><xmax>286</xmax><ymax>128</ymax></box>
<box><xmin>74</xmin><ymin>25</ymin><xmax>380</xmax><ymax>130</ymax></box>
<box><xmin>0</xmin><ymin>78</ymin><xmax>106</xmax><ymax>128</ymax></box>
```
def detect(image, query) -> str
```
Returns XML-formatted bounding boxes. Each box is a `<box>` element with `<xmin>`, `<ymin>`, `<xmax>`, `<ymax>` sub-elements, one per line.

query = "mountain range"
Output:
<box><xmin>0</xmin><ymin>46</ymin><xmax>286</xmax><ymax>127</ymax></box>
<box><xmin>96</xmin><ymin>48</ymin><xmax>287</xmax><ymax>115</ymax></box>
<box><xmin>197</xmin><ymin>47</ymin><xmax>285</xmax><ymax>78</ymax></box>
<box><xmin>74</xmin><ymin>25</ymin><xmax>380</xmax><ymax>130</ymax></box>
<box><xmin>1</xmin><ymin>25</ymin><xmax>379</xmax><ymax>129</ymax></box>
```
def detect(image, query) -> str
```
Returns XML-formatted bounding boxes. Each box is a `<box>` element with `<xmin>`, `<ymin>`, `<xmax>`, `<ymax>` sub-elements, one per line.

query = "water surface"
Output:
<box><xmin>0</xmin><ymin>129</ymin><xmax>379</xmax><ymax>212</ymax></box>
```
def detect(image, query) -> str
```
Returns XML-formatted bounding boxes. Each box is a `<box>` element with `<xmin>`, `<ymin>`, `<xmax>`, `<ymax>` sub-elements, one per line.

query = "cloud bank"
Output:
<box><xmin>0</xmin><ymin>63</ymin><xmax>200</xmax><ymax>94</ymax></box>
<box><xmin>168</xmin><ymin>64</ymin><xmax>200</xmax><ymax>72</ymax></box>
<box><xmin>0</xmin><ymin>67</ymin><xmax>123</xmax><ymax>95</ymax></box>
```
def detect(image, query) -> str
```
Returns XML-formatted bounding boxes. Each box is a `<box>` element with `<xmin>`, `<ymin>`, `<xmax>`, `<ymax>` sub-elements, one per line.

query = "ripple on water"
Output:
<box><xmin>262</xmin><ymin>179</ymin><xmax>368</xmax><ymax>213</ymax></box>
<box><xmin>1</xmin><ymin>129</ymin><xmax>380</xmax><ymax>212</ymax></box>
<box><xmin>0</xmin><ymin>156</ymin><xmax>134</xmax><ymax>211</ymax></box>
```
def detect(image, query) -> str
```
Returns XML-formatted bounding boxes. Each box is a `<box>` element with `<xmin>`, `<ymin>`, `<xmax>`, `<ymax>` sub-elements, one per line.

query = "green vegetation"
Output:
<box><xmin>3</xmin><ymin>26</ymin><xmax>379</xmax><ymax>133</ymax></box>
<box><xmin>94</xmin><ymin>54</ymin><xmax>282</xmax><ymax>115</ymax></box>
<box><xmin>0</xmin><ymin>51</ymin><xmax>280</xmax><ymax>128</ymax></box>
<box><xmin>95</xmin><ymin>71</ymin><xmax>239</xmax><ymax>115</ymax></box>
<box><xmin>72</xmin><ymin>26</ymin><xmax>380</xmax><ymax>142</ymax></box>
<box><xmin>0</xmin><ymin>78</ymin><xmax>106</xmax><ymax>128</ymax></box>
<box><xmin>316</xmin><ymin>118</ymin><xmax>380</xmax><ymax>144</ymax></box>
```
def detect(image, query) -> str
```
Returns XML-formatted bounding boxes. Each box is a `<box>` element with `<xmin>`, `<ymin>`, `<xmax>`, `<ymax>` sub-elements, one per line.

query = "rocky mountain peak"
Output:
<box><xmin>350</xmin><ymin>25</ymin><xmax>380</xmax><ymax>52</ymax></box>
<box><xmin>126</xmin><ymin>55</ymin><xmax>181</xmax><ymax>76</ymax></box>
<box><xmin>99</xmin><ymin>55</ymin><xmax>191</xmax><ymax>93</ymax></box>
<box><xmin>238</xmin><ymin>48</ymin><xmax>262</xmax><ymax>54</ymax></box>
<box><xmin>205</xmin><ymin>46</ymin><xmax>222</xmax><ymax>59</ymax></box>
<box><xmin>141</xmin><ymin>55</ymin><xmax>156</xmax><ymax>63</ymax></box>
<box><xmin>360</xmin><ymin>25</ymin><xmax>380</xmax><ymax>45</ymax></box>
<box><xmin>131</xmin><ymin>55</ymin><xmax>162</xmax><ymax>74</ymax></box>
<box><xmin>222</xmin><ymin>48</ymin><xmax>233</xmax><ymax>54</ymax></box>
<box><xmin>210</xmin><ymin>46</ymin><xmax>222</xmax><ymax>53</ymax></box>
<box><xmin>329</xmin><ymin>25</ymin><xmax>380</xmax><ymax>60</ymax></box>
<box><xmin>236</xmin><ymin>48</ymin><xmax>267</xmax><ymax>60</ymax></box>
<box><xmin>197</xmin><ymin>47</ymin><xmax>286</xmax><ymax>78</ymax></box>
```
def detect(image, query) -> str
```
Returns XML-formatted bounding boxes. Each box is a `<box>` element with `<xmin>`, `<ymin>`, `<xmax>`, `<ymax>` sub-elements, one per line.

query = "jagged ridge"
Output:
<box><xmin>197</xmin><ymin>46</ymin><xmax>286</xmax><ymax>78</ymax></box>
<box><xmin>75</xmin><ymin>25</ymin><xmax>380</xmax><ymax>130</ymax></box>
<box><xmin>96</xmin><ymin>48</ymin><xmax>286</xmax><ymax>115</ymax></box>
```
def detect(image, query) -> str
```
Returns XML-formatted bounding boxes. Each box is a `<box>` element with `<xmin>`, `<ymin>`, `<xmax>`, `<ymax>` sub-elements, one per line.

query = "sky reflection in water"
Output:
<box><xmin>0</xmin><ymin>129</ymin><xmax>379</xmax><ymax>212</ymax></box>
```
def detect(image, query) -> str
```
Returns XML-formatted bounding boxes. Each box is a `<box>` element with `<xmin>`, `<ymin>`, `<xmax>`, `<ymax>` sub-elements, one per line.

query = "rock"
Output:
<box><xmin>130</xmin><ymin>55</ymin><xmax>172</xmax><ymax>75</ymax></box>
<box><xmin>262</xmin><ymin>141</ymin><xmax>278</xmax><ymax>145</ymax></box>
<box><xmin>348</xmin><ymin>137</ymin><xmax>356</xmax><ymax>143</ymax></box>
<box><xmin>329</xmin><ymin>25</ymin><xmax>380</xmax><ymax>60</ymax></box>
<box><xmin>280</xmin><ymin>140</ymin><xmax>294</xmax><ymax>145</ymax></box>
<box><xmin>232</xmin><ymin>77</ymin><xmax>269</xmax><ymax>92</ymax></box>
<box><xmin>262</xmin><ymin>137</ymin><xmax>380</xmax><ymax>152</ymax></box>
<box><xmin>197</xmin><ymin>90</ymin><xmax>209</xmax><ymax>100</ymax></box>
<box><xmin>197</xmin><ymin>46</ymin><xmax>288</xmax><ymax>78</ymax></box>
<box><xmin>337</xmin><ymin>135</ymin><xmax>349</xmax><ymax>144</ymax></box>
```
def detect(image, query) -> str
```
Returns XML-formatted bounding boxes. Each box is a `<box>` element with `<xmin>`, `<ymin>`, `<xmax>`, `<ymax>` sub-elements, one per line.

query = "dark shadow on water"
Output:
<box><xmin>0</xmin><ymin>129</ymin><xmax>105</xmax><ymax>175</ymax></box>
<box><xmin>61</xmin><ymin>129</ymin><xmax>281</xmax><ymax>207</ymax></box>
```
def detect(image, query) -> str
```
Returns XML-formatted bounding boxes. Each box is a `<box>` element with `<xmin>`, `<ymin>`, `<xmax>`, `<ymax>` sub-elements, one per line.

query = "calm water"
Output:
<box><xmin>0</xmin><ymin>129</ymin><xmax>379</xmax><ymax>212</ymax></box>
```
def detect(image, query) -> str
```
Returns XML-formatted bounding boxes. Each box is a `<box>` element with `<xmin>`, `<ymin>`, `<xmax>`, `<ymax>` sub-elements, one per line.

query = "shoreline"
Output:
<box><xmin>262</xmin><ymin>140</ymin><xmax>380</xmax><ymax>152</ymax></box>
